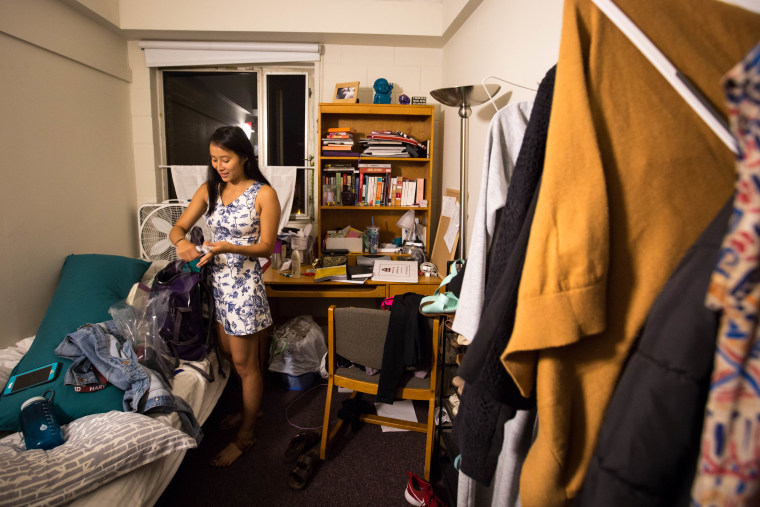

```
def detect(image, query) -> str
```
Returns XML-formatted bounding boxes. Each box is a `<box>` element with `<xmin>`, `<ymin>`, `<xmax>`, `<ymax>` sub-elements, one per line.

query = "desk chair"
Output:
<box><xmin>320</xmin><ymin>305</ymin><xmax>442</xmax><ymax>481</ymax></box>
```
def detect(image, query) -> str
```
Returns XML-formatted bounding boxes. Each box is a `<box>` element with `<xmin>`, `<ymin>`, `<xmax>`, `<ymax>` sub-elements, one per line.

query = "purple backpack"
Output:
<box><xmin>151</xmin><ymin>229</ymin><xmax>215</xmax><ymax>364</ymax></box>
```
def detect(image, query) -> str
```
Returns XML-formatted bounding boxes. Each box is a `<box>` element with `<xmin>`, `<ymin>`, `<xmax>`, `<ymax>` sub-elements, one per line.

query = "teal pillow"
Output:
<box><xmin>0</xmin><ymin>254</ymin><xmax>150</xmax><ymax>431</ymax></box>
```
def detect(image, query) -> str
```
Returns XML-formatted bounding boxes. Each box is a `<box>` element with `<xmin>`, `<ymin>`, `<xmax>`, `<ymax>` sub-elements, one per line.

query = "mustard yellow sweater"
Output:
<box><xmin>501</xmin><ymin>1</ymin><xmax>760</xmax><ymax>505</ymax></box>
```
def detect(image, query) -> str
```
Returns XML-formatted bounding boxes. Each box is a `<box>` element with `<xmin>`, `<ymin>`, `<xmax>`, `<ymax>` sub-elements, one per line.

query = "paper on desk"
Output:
<box><xmin>375</xmin><ymin>400</ymin><xmax>418</xmax><ymax>432</ymax></box>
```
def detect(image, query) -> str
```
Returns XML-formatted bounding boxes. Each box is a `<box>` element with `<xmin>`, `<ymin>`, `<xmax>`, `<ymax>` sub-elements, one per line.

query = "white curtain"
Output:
<box><xmin>169</xmin><ymin>165</ymin><xmax>207</xmax><ymax>202</ymax></box>
<box><xmin>170</xmin><ymin>164</ymin><xmax>295</xmax><ymax>233</ymax></box>
<box><xmin>260</xmin><ymin>166</ymin><xmax>297</xmax><ymax>233</ymax></box>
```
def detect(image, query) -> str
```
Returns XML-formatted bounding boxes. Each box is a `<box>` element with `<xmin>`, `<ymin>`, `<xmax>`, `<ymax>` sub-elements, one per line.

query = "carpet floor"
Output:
<box><xmin>155</xmin><ymin>372</ymin><xmax>452</xmax><ymax>506</ymax></box>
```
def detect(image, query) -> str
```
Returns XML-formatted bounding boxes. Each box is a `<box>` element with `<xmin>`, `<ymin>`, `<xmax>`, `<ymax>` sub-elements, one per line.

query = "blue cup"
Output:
<box><xmin>365</xmin><ymin>226</ymin><xmax>379</xmax><ymax>254</ymax></box>
<box><xmin>19</xmin><ymin>390</ymin><xmax>65</xmax><ymax>450</ymax></box>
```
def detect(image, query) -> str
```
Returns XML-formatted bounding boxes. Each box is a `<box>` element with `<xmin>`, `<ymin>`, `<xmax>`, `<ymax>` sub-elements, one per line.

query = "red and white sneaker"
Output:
<box><xmin>404</xmin><ymin>472</ymin><xmax>446</xmax><ymax>507</ymax></box>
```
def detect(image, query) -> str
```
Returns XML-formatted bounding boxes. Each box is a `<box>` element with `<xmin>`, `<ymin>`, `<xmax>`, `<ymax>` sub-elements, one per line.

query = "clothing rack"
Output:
<box><xmin>591</xmin><ymin>0</ymin><xmax>737</xmax><ymax>154</ymax></box>
<box><xmin>480</xmin><ymin>75</ymin><xmax>538</xmax><ymax>113</ymax></box>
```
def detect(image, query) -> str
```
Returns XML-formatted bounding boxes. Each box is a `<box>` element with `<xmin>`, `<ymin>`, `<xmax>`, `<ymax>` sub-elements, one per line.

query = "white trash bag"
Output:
<box><xmin>268</xmin><ymin>315</ymin><xmax>327</xmax><ymax>377</ymax></box>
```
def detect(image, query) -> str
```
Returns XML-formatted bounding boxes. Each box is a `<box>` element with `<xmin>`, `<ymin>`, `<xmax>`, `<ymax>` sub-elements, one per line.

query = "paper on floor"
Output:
<box><xmin>375</xmin><ymin>400</ymin><xmax>418</xmax><ymax>432</ymax></box>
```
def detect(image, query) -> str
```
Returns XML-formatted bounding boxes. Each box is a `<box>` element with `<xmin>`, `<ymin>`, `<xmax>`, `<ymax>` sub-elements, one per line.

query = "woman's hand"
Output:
<box><xmin>176</xmin><ymin>239</ymin><xmax>201</xmax><ymax>262</ymax></box>
<box><xmin>196</xmin><ymin>240</ymin><xmax>230</xmax><ymax>267</ymax></box>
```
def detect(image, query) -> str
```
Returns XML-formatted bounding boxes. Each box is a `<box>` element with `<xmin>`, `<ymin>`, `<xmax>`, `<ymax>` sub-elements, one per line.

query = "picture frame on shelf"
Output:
<box><xmin>333</xmin><ymin>82</ymin><xmax>360</xmax><ymax>103</ymax></box>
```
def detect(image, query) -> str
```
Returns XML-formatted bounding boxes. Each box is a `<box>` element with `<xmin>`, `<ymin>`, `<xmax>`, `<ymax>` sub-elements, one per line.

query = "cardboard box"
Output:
<box><xmin>325</xmin><ymin>237</ymin><xmax>364</xmax><ymax>253</ymax></box>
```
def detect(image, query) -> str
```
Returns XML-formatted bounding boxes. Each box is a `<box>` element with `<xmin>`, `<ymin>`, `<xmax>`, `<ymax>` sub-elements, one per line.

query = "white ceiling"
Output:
<box><xmin>70</xmin><ymin>0</ymin><xmax>481</xmax><ymax>48</ymax></box>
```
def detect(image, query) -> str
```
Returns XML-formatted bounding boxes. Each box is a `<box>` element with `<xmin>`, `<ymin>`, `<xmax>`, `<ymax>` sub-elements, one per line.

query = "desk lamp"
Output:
<box><xmin>430</xmin><ymin>84</ymin><xmax>500</xmax><ymax>258</ymax></box>
<box><xmin>396</xmin><ymin>209</ymin><xmax>416</xmax><ymax>245</ymax></box>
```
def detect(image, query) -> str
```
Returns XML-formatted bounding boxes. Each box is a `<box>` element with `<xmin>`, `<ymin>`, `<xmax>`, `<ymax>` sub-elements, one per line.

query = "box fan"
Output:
<box><xmin>137</xmin><ymin>200</ymin><xmax>210</xmax><ymax>261</ymax></box>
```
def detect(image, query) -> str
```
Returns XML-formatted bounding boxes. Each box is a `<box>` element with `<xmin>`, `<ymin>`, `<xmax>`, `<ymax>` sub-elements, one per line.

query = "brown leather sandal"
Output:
<box><xmin>287</xmin><ymin>447</ymin><xmax>320</xmax><ymax>489</ymax></box>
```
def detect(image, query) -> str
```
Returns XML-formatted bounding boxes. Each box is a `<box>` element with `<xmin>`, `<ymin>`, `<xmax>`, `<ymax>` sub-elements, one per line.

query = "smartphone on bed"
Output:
<box><xmin>2</xmin><ymin>362</ymin><xmax>60</xmax><ymax>396</ymax></box>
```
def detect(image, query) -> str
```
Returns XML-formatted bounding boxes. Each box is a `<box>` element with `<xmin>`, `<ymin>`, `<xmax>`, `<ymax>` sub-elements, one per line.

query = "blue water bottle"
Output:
<box><xmin>19</xmin><ymin>390</ymin><xmax>65</xmax><ymax>450</ymax></box>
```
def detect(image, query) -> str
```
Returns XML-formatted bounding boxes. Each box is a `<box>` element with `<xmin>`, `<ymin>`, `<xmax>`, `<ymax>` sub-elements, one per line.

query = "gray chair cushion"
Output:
<box><xmin>333</xmin><ymin>307</ymin><xmax>390</xmax><ymax>370</ymax></box>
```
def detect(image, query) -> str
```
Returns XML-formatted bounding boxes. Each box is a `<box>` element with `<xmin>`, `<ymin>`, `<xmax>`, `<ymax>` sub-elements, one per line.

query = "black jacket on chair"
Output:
<box><xmin>376</xmin><ymin>292</ymin><xmax>427</xmax><ymax>404</ymax></box>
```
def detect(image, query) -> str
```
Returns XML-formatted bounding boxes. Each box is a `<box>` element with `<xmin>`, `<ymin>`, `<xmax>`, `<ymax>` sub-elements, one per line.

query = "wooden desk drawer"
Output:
<box><xmin>266</xmin><ymin>283</ymin><xmax>387</xmax><ymax>298</ymax></box>
<box><xmin>387</xmin><ymin>283</ymin><xmax>438</xmax><ymax>298</ymax></box>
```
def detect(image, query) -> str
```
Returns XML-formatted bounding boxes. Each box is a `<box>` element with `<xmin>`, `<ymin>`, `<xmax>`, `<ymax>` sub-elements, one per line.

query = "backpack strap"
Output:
<box><xmin>200</xmin><ymin>264</ymin><xmax>226</xmax><ymax>380</ymax></box>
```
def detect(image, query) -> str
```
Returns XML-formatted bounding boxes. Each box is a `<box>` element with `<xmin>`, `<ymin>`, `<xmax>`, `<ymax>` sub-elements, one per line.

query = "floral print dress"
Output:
<box><xmin>206</xmin><ymin>181</ymin><xmax>272</xmax><ymax>336</ymax></box>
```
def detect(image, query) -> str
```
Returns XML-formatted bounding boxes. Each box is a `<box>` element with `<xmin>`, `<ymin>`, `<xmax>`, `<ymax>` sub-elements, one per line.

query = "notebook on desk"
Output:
<box><xmin>346</xmin><ymin>265</ymin><xmax>373</xmax><ymax>280</ymax></box>
<box><xmin>314</xmin><ymin>265</ymin><xmax>347</xmax><ymax>282</ymax></box>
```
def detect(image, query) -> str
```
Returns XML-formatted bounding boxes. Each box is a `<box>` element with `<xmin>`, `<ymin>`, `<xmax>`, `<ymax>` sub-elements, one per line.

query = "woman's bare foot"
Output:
<box><xmin>210</xmin><ymin>433</ymin><xmax>255</xmax><ymax>467</ymax></box>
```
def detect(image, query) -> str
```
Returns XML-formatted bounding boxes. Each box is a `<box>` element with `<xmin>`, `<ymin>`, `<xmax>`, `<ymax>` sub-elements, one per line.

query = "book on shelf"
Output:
<box><xmin>322</xmin><ymin>151</ymin><xmax>361</xmax><ymax>157</ymax></box>
<box><xmin>403</xmin><ymin>179</ymin><xmax>415</xmax><ymax>206</ymax></box>
<box><xmin>415</xmin><ymin>178</ymin><xmax>425</xmax><ymax>205</ymax></box>
<box><xmin>358</xmin><ymin>165</ymin><xmax>391</xmax><ymax>206</ymax></box>
<box><xmin>375</xmin><ymin>178</ymin><xmax>384</xmax><ymax>205</ymax></box>
<box><xmin>327</xmin><ymin>127</ymin><xmax>355</xmax><ymax>133</ymax></box>
<box><xmin>362</xmin><ymin>151</ymin><xmax>410</xmax><ymax>158</ymax></box>
<box><xmin>368</xmin><ymin>131</ymin><xmax>427</xmax><ymax>148</ymax></box>
<box><xmin>358</xmin><ymin>130</ymin><xmax>427</xmax><ymax>158</ymax></box>
<box><xmin>323</xmin><ymin>163</ymin><xmax>355</xmax><ymax>171</ymax></box>
<box><xmin>322</xmin><ymin>145</ymin><xmax>356</xmax><ymax>151</ymax></box>
<box><xmin>314</xmin><ymin>264</ymin><xmax>348</xmax><ymax>282</ymax></box>
<box><xmin>357</xmin><ymin>163</ymin><xmax>392</xmax><ymax>168</ymax></box>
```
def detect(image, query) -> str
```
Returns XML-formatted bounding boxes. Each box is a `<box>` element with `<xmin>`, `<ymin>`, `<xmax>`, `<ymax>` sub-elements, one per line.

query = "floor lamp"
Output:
<box><xmin>430</xmin><ymin>84</ymin><xmax>500</xmax><ymax>259</ymax></box>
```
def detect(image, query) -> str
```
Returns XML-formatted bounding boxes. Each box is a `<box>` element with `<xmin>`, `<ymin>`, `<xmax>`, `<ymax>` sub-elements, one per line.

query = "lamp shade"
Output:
<box><xmin>396</xmin><ymin>210</ymin><xmax>416</xmax><ymax>230</ymax></box>
<box><xmin>430</xmin><ymin>84</ymin><xmax>501</xmax><ymax>108</ymax></box>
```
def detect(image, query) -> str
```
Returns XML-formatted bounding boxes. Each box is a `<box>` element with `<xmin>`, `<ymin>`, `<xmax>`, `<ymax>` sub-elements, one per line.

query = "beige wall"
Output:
<box><xmin>440</xmin><ymin>0</ymin><xmax>564</xmax><ymax>252</ymax></box>
<box><xmin>320</xmin><ymin>45</ymin><xmax>443</xmax><ymax>105</ymax></box>
<box><xmin>0</xmin><ymin>0</ymin><xmax>137</xmax><ymax>348</ymax></box>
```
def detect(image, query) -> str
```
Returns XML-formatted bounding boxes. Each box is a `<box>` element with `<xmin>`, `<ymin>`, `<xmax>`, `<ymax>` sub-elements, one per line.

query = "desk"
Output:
<box><xmin>263</xmin><ymin>267</ymin><xmax>441</xmax><ymax>299</ymax></box>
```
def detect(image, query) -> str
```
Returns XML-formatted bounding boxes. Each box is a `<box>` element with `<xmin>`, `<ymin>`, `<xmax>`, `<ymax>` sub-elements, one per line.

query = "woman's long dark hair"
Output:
<box><xmin>206</xmin><ymin>126</ymin><xmax>271</xmax><ymax>216</ymax></box>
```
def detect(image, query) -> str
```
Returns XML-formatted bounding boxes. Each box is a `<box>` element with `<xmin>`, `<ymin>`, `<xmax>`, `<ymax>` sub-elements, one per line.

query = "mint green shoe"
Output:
<box><xmin>419</xmin><ymin>258</ymin><xmax>464</xmax><ymax>316</ymax></box>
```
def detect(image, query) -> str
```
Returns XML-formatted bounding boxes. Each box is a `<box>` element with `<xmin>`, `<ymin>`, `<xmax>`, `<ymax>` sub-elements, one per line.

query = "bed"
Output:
<box><xmin>0</xmin><ymin>254</ymin><xmax>228</xmax><ymax>506</ymax></box>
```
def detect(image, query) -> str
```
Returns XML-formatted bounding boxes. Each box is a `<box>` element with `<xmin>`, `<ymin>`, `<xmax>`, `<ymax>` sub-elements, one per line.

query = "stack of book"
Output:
<box><xmin>314</xmin><ymin>264</ymin><xmax>371</xmax><ymax>283</ymax></box>
<box><xmin>352</xmin><ymin>163</ymin><xmax>426</xmax><ymax>207</ymax></box>
<box><xmin>357</xmin><ymin>163</ymin><xmax>391</xmax><ymax>206</ymax></box>
<box><xmin>390</xmin><ymin>177</ymin><xmax>425</xmax><ymax>206</ymax></box>
<box><xmin>322</xmin><ymin>127</ymin><xmax>359</xmax><ymax>157</ymax></box>
<box><xmin>359</xmin><ymin>131</ymin><xmax>428</xmax><ymax>158</ymax></box>
<box><xmin>314</xmin><ymin>264</ymin><xmax>348</xmax><ymax>282</ymax></box>
<box><xmin>322</xmin><ymin>163</ymin><xmax>358</xmax><ymax>205</ymax></box>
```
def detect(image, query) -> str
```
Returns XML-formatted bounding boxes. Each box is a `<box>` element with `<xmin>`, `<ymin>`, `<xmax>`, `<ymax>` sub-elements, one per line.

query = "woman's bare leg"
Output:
<box><xmin>210</xmin><ymin>324</ymin><xmax>263</xmax><ymax>466</ymax></box>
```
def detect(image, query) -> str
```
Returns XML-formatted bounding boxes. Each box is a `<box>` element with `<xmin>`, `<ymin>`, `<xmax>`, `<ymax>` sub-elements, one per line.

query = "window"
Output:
<box><xmin>160</xmin><ymin>65</ymin><xmax>314</xmax><ymax>221</ymax></box>
<box><xmin>262</xmin><ymin>71</ymin><xmax>313</xmax><ymax>221</ymax></box>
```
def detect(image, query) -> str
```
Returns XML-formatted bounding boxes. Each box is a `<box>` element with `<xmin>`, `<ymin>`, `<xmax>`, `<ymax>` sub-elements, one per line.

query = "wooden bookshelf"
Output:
<box><xmin>317</xmin><ymin>103</ymin><xmax>435</xmax><ymax>257</ymax></box>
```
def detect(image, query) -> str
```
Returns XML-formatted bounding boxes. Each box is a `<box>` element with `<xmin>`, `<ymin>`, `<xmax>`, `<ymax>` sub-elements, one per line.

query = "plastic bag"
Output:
<box><xmin>109</xmin><ymin>285</ymin><xmax>176</xmax><ymax>382</ymax></box>
<box><xmin>268</xmin><ymin>315</ymin><xmax>327</xmax><ymax>377</ymax></box>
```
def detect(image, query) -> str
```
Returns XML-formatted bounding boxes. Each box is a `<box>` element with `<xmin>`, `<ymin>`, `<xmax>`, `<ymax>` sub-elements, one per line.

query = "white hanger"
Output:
<box><xmin>481</xmin><ymin>75</ymin><xmax>538</xmax><ymax>113</ymax></box>
<box><xmin>591</xmin><ymin>0</ymin><xmax>737</xmax><ymax>154</ymax></box>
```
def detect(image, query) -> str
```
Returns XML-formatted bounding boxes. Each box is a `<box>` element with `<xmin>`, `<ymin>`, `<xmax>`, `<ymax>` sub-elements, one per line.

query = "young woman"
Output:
<box><xmin>170</xmin><ymin>125</ymin><xmax>280</xmax><ymax>467</ymax></box>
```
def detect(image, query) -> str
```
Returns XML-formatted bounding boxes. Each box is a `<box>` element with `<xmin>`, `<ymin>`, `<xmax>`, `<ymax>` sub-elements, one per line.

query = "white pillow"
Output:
<box><xmin>0</xmin><ymin>410</ymin><xmax>196</xmax><ymax>506</ymax></box>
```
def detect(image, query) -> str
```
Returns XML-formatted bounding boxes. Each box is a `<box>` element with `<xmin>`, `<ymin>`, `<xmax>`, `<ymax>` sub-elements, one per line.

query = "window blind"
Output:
<box><xmin>139</xmin><ymin>41</ymin><xmax>320</xmax><ymax>67</ymax></box>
